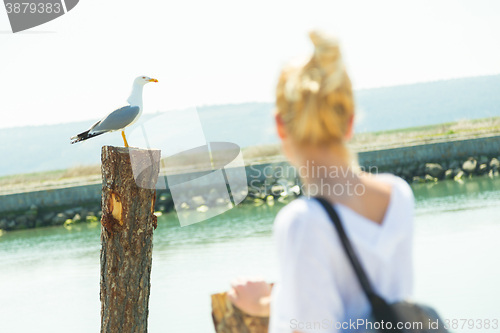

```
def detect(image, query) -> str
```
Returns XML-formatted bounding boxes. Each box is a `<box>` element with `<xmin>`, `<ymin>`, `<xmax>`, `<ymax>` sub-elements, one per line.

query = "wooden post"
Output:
<box><xmin>211</xmin><ymin>291</ymin><xmax>269</xmax><ymax>333</ymax></box>
<box><xmin>100</xmin><ymin>146</ymin><xmax>161</xmax><ymax>333</ymax></box>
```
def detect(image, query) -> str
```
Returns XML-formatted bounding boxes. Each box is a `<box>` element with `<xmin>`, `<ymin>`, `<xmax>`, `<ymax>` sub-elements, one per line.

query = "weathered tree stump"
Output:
<box><xmin>100</xmin><ymin>146</ymin><xmax>161</xmax><ymax>333</ymax></box>
<box><xmin>211</xmin><ymin>291</ymin><xmax>269</xmax><ymax>333</ymax></box>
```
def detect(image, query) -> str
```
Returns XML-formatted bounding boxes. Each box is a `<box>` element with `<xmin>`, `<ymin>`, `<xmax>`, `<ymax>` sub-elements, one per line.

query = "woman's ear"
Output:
<box><xmin>275</xmin><ymin>113</ymin><xmax>287</xmax><ymax>140</ymax></box>
<box><xmin>344</xmin><ymin>114</ymin><xmax>354</xmax><ymax>141</ymax></box>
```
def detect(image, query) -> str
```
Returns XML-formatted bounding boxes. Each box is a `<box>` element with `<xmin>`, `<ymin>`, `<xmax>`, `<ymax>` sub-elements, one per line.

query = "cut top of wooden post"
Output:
<box><xmin>101</xmin><ymin>146</ymin><xmax>162</xmax><ymax>190</ymax></box>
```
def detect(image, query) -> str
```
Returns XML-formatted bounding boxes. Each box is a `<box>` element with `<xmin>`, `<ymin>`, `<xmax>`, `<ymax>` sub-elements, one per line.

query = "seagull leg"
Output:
<box><xmin>121</xmin><ymin>130</ymin><xmax>129</xmax><ymax>148</ymax></box>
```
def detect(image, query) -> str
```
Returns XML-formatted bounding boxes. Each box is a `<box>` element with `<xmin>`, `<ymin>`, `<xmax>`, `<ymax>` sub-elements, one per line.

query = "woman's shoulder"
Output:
<box><xmin>372</xmin><ymin>173</ymin><xmax>415</xmax><ymax>207</ymax></box>
<box><xmin>370</xmin><ymin>173</ymin><xmax>415</xmax><ymax>234</ymax></box>
<box><xmin>273</xmin><ymin>173</ymin><xmax>414</xmax><ymax>233</ymax></box>
<box><xmin>273</xmin><ymin>196</ymin><xmax>313</xmax><ymax>228</ymax></box>
<box><xmin>273</xmin><ymin>196</ymin><xmax>328</xmax><ymax>234</ymax></box>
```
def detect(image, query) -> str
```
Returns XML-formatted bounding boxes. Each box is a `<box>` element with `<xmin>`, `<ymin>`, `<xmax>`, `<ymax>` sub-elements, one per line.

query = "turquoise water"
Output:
<box><xmin>0</xmin><ymin>177</ymin><xmax>499</xmax><ymax>332</ymax></box>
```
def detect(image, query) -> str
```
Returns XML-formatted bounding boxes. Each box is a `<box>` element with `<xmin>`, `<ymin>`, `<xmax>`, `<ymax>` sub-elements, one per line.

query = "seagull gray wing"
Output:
<box><xmin>90</xmin><ymin>105</ymin><xmax>140</xmax><ymax>134</ymax></box>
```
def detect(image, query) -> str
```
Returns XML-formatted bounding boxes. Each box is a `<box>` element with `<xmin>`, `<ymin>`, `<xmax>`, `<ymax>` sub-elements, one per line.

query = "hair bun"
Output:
<box><xmin>308</xmin><ymin>30</ymin><xmax>344</xmax><ymax>94</ymax></box>
<box><xmin>275</xmin><ymin>31</ymin><xmax>354</xmax><ymax>147</ymax></box>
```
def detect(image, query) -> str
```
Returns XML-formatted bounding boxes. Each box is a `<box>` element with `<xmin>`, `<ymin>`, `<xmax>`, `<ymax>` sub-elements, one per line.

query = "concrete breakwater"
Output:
<box><xmin>1</xmin><ymin>134</ymin><xmax>499</xmax><ymax>231</ymax></box>
<box><xmin>356</xmin><ymin>133</ymin><xmax>500</xmax><ymax>182</ymax></box>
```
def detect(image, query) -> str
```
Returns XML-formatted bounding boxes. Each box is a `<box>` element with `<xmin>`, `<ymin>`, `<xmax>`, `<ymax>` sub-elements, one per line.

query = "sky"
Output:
<box><xmin>1</xmin><ymin>0</ymin><xmax>499</xmax><ymax>129</ymax></box>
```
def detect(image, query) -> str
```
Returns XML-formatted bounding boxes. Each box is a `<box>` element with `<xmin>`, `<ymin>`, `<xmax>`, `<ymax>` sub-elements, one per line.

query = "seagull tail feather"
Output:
<box><xmin>70</xmin><ymin>130</ymin><xmax>106</xmax><ymax>144</ymax></box>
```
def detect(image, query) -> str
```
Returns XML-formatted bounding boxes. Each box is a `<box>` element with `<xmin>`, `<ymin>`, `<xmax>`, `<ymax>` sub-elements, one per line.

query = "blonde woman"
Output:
<box><xmin>227</xmin><ymin>31</ymin><xmax>415</xmax><ymax>332</ymax></box>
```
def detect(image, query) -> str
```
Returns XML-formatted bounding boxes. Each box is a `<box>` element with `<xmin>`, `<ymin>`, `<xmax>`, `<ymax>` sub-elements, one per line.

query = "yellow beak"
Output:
<box><xmin>149</xmin><ymin>78</ymin><xmax>158</xmax><ymax>82</ymax></box>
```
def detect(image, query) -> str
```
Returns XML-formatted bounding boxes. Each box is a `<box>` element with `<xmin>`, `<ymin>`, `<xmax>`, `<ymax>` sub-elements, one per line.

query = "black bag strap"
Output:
<box><xmin>314</xmin><ymin>197</ymin><xmax>376</xmax><ymax>297</ymax></box>
<box><xmin>314</xmin><ymin>197</ymin><xmax>402</xmax><ymax>332</ymax></box>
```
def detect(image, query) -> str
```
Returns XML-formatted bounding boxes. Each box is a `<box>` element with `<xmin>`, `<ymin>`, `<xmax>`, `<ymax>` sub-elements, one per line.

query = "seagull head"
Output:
<box><xmin>134</xmin><ymin>75</ymin><xmax>159</xmax><ymax>86</ymax></box>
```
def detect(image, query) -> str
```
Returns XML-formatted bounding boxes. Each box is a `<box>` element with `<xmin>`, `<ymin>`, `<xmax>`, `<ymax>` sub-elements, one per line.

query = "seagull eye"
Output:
<box><xmin>142</xmin><ymin>76</ymin><xmax>146</xmax><ymax>79</ymax></box>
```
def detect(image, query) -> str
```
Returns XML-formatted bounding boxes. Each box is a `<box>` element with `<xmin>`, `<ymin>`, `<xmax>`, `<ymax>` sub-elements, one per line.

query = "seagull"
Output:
<box><xmin>70</xmin><ymin>75</ymin><xmax>158</xmax><ymax>147</ymax></box>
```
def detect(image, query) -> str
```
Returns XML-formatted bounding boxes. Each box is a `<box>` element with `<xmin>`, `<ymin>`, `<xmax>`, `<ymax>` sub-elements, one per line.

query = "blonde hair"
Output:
<box><xmin>276</xmin><ymin>31</ymin><xmax>355</xmax><ymax>147</ymax></box>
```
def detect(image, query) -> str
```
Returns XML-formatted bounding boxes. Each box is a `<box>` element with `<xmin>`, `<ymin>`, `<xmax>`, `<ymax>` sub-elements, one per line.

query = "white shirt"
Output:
<box><xmin>269</xmin><ymin>173</ymin><xmax>415</xmax><ymax>333</ymax></box>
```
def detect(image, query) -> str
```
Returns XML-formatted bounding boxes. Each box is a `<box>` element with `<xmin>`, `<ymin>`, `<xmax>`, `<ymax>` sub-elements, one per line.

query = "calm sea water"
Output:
<box><xmin>0</xmin><ymin>177</ymin><xmax>499</xmax><ymax>332</ymax></box>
